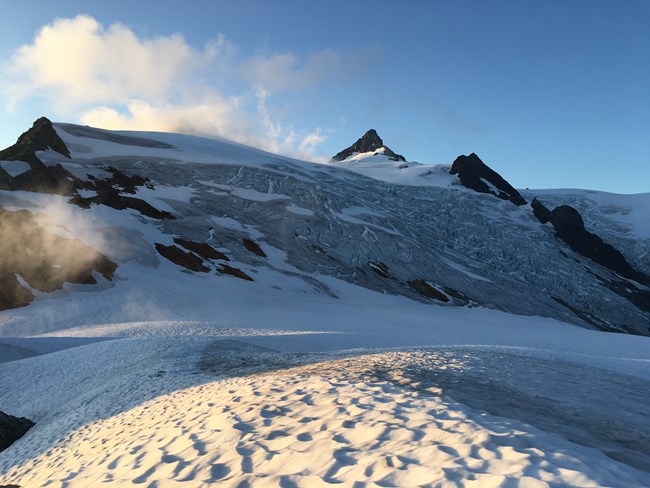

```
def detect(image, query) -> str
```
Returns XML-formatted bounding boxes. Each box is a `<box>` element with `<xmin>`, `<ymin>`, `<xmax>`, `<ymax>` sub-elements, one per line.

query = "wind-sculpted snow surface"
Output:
<box><xmin>1</xmin><ymin>339</ymin><xmax>649</xmax><ymax>487</ymax></box>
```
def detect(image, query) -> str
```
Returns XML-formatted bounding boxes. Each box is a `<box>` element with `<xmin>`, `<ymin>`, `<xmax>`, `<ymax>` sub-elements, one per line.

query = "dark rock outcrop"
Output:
<box><xmin>70</xmin><ymin>168</ymin><xmax>174</xmax><ymax>220</ymax></box>
<box><xmin>547</xmin><ymin>205</ymin><xmax>649</xmax><ymax>285</ymax></box>
<box><xmin>0</xmin><ymin>273</ymin><xmax>35</xmax><ymax>311</ymax></box>
<box><xmin>217</xmin><ymin>264</ymin><xmax>254</xmax><ymax>281</ymax></box>
<box><xmin>533</xmin><ymin>199</ymin><xmax>650</xmax><ymax>290</ymax></box>
<box><xmin>0</xmin><ymin>117</ymin><xmax>70</xmax><ymax>167</ymax></box>
<box><xmin>0</xmin><ymin>206</ymin><xmax>117</xmax><ymax>310</ymax></box>
<box><xmin>531</xmin><ymin>197</ymin><xmax>551</xmax><ymax>223</ymax></box>
<box><xmin>72</xmin><ymin>190</ymin><xmax>175</xmax><ymax>220</ymax></box>
<box><xmin>369</xmin><ymin>261</ymin><xmax>390</xmax><ymax>278</ymax></box>
<box><xmin>449</xmin><ymin>153</ymin><xmax>527</xmax><ymax>206</ymax></box>
<box><xmin>155</xmin><ymin>244</ymin><xmax>209</xmax><ymax>272</ymax></box>
<box><xmin>0</xmin><ymin>410</ymin><xmax>34</xmax><ymax>452</ymax></box>
<box><xmin>242</xmin><ymin>238</ymin><xmax>266</xmax><ymax>257</ymax></box>
<box><xmin>11</xmin><ymin>116</ymin><xmax>70</xmax><ymax>159</ymax></box>
<box><xmin>331</xmin><ymin>129</ymin><xmax>406</xmax><ymax>162</ymax></box>
<box><xmin>0</xmin><ymin>117</ymin><xmax>76</xmax><ymax>195</ymax></box>
<box><xmin>409</xmin><ymin>279</ymin><xmax>449</xmax><ymax>302</ymax></box>
<box><xmin>174</xmin><ymin>238</ymin><xmax>229</xmax><ymax>261</ymax></box>
<box><xmin>12</xmin><ymin>164</ymin><xmax>76</xmax><ymax>195</ymax></box>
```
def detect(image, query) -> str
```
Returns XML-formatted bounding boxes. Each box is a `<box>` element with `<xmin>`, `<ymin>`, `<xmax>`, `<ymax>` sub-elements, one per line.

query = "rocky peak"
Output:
<box><xmin>331</xmin><ymin>129</ymin><xmax>406</xmax><ymax>162</ymax></box>
<box><xmin>449</xmin><ymin>153</ymin><xmax>527</xmax><ymax>206</ymax></box>
<box><xmin>15</xmin><ymin>117</ymin><xmax>71</xmax><ymax>158</ymax></box>
<box><xmin>0</xmin><ymin>116</ymin><xmax>70</xmax><ymax>170</ymax></box>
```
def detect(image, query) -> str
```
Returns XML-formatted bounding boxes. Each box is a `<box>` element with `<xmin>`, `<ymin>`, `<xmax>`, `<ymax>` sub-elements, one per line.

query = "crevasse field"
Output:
<box><xmin>1</xmin><ymin>124</ymin><xmax>649</xmax><ymax>487</ymax></box>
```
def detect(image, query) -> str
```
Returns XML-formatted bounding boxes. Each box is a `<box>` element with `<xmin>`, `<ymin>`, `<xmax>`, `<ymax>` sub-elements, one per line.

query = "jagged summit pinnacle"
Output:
<box><xmin>0</xmin><ymin>116</ymin><xmax>71</xmax><ymax>170</ymax></box>
<box><xmin>331</xmin><ymin>129</ymin><xmax>406</xmax><ymax>162</ymax></box>
<box><xmin>13</xmin><ymin>117</ymin><xmax>70</xmax><ymax>159</ymax></box>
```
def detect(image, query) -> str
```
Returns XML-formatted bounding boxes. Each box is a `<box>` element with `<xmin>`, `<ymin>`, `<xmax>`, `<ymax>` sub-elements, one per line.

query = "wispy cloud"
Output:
<box><xmin>2</xmin><ymin>15</ymin><xmax>337</xmax><ymax>159</ymax></box>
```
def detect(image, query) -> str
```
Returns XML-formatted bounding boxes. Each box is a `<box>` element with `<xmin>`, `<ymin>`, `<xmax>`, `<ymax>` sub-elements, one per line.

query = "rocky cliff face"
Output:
<box><xmin>449</xmin><ymin>153</ymin><xmax>527</xmax><ymax>206</ymax></box>
<box><xmin>331</xmin><ymin>129</ymin><xmax>406</xmax><ymax>162</ymax></box>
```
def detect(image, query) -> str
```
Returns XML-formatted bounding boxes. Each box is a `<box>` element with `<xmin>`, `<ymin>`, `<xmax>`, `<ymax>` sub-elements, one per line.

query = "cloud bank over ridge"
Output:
<box><xmin>3</xmin><ymin>15</ymin><xmax>338</xmax><ymax>160</ymax></box>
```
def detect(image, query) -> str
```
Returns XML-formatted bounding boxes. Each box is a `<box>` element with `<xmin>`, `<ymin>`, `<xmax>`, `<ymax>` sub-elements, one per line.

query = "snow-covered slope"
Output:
<box><xmin>1</xmin><ymin>335</ymin><xmax>650</xmax><ymax>487</ymax></box>
<box><xmin>1</xmin><ymin>118</ymin><xmax>649</xmax><ymax>486</ymax></box>
<box><xmin>332</xmin><ymin>150</ymin><xmax>458</xmax><ymax>188</ymax></box>
<box><xmin>0</xmin><ymin>121</ymin><xmax>648</xmax><ymax>336</ymax></box>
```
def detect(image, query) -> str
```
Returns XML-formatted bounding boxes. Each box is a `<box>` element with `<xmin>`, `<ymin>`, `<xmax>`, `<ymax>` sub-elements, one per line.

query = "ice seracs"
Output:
<box><xmin>0</xmin><ymin>117</ymin><xmax>647</xmax><ymax>337</ymax></box>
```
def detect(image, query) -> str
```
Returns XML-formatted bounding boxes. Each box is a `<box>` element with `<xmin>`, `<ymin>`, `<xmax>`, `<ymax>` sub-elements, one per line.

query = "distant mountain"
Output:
<box><xmin>0</xmin><ymin>118</ymin><xmax>648</xmax><ymax>336</ymax></box>
<box><xmin>331</xmin><ymin>129</ymin><xmax>406</xmax><ymax>162</ymax></box>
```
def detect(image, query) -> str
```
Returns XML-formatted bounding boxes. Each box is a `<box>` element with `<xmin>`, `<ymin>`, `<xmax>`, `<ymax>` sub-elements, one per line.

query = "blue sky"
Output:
<box><xmin>1</xmin><ymin>0</ymin><xmax>648</xmax><ymax>193</ymax></box>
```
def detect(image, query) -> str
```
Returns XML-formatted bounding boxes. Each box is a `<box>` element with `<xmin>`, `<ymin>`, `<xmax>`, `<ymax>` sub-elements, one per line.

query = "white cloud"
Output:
<box><xmin>6</xmin><ymin>15</ymin><xmax>199</xmax><ymax>107</ymax></box>
<box><xmin>3</xmin><ymin>15</ymin><xmax>336</xmax><ymax>159</ymax></box>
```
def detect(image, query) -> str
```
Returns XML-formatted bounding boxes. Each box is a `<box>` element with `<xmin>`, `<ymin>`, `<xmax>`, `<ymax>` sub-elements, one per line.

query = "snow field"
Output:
<box><xmin>1</xmin><ymin>122</ymin><xmax>649</xmax><ymax>486</ymax></box>
<box><xmin>1</xmin><ymin>341</ymin><xmax>650</xmax><ymax>487</ymax></box>
<box><xmin>0</xmin><ymin>369</ymin><xmax>645</xmax><ymax>487</ymax></box>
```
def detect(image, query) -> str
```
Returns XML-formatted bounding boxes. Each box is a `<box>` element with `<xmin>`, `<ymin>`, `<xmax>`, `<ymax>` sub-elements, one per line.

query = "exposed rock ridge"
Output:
<box><xmin>531</xmin><ymin>198</ymin><xmax>649</xmax><ymax>286</ymax></box>
<box><xmin>449</xmin><ymin>153</ymin><xmax>527</xmax><ymax>206</ymax></box>
<box><xmin>70</xmin><ymin>168</ymin><xmax>175</xmax><ymax>220</ymax></box>
<box><xmin>0</xmin><ymin>117</ymin><xmax>75</xmax><ymax>194</ymax></box>
<box><xmin>0</xmin><ymin>116</ymin><xmax>70</xmax><ymax>168</ymax></box>
<box><xmin>332</xmin><ymin>129</ymin><xmax>406</xmax><ymax>162</ymax></box>
<box><xmin>533</xmin><ymin>198</ymin><xmax>650</xmax><ymax>327</ymax></box>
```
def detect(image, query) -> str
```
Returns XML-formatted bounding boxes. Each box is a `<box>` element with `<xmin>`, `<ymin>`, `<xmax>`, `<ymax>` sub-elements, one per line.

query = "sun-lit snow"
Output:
<box><xmin>1</xmin><ymin>123</ymin><xmax>649</xmax><ymax>487</ymax></box>
<box><xmin>332</xmin><ymin>151</ymin><xmax>459</xmax><ymax>188</ymax></box>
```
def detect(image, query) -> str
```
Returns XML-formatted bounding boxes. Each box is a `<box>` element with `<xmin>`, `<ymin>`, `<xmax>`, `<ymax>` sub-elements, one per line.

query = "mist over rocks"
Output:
<box><xmin>0</xmin><ymin>206</ymin><xmax>117</xmax><ymax>311</ymax></box>
<box><xmin>449</xmin><ymin>153</ymin><xmax>527</xmax><ymax>206</ymax></box>
<box><xmin>331</xmin><ymin>129</ymin><xmax>406</xmax><ymax>162</ymax></box>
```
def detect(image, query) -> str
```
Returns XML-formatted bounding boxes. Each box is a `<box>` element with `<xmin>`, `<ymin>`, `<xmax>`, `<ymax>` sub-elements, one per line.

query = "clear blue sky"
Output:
<box><xmin>1</xmin><ymin>0</ymin><xmax>648</xmax><ymax>193</ymax></box>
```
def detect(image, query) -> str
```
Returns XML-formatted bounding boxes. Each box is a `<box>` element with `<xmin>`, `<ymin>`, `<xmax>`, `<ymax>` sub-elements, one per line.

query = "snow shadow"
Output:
<box><xmin>363</xmin><ymin>347</ymin><xmax>650</xmax><ymax>473</ymax></box>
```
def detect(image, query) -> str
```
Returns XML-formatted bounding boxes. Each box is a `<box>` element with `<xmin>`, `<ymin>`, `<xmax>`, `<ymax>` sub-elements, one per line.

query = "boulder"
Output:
<box><xmin>0</xmin><ymin>410</ymin><xmax>34</xmax><ymax>453</ymax></box>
